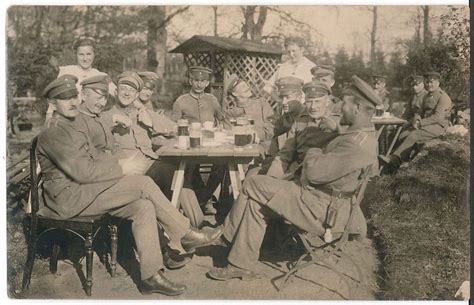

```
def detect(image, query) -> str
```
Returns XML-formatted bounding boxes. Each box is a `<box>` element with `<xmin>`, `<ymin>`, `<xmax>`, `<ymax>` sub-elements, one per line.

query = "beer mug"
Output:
<box><xmin>375</xmin><ymin>105</ymin><xmax>384</xmax><ymax>117</ymax></box>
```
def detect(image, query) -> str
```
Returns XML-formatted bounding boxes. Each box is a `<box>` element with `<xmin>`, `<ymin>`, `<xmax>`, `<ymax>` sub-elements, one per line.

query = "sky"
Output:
<box><xmin>168</xmin><ymin>5</ymin><xmax>467</xmax><ymax>59</ymax></box>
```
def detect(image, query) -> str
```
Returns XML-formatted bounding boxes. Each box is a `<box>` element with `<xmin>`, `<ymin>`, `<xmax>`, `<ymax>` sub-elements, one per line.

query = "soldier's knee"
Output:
<box><xmin>131</xmin><ymin>199</ymin><xmax>156</xmax><ymax>220</ymax></box>
<box><xmin>242</xmin><ymin>175</ymin><xmax>260</xmax><ymax>194</ymax></box>
<box><xmin>136</xmin><ymin>175</ymin><xmax>159</xmax><ymax>190</ymax></box>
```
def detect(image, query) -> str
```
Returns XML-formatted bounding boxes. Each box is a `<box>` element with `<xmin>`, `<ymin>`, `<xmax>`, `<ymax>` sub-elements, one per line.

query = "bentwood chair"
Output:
<box><xmin>275</xmin><ymin>165</ymin><xmax>373</xmax><ymax>298</ymax></box>
<box><xmin>22</xmin><ymin>136</ymin><xmax>119</xmax><ymax>296</ymax></box>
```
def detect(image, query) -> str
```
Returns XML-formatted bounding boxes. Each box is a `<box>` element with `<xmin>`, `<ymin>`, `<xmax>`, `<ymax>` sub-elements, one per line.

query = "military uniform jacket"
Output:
<box><xmin>223</xmin><ymin>97</ymin><xmax>275</xmax><ymax>141</ymax></box>
<box><xmin>102</xmin><ymin>104</ymin><xmax>176</xmax><ymax>160</ymax></box>
<box><xmin>415</xmin><ymin>88</ymin><xmax>452</xmax><ymax>129</ymax></box>
<box><xmin>37</xmin><ymin>116</ymin><xmax>123</xmax><ymax>219</ymax></box>
<box><xmin>402</xmin><ymin>89</ymin><xmax>428</xmax><ymax>121</ymax></box>
<box><xmin>265</xmin><ymin>126</ymin><xmax>377</xmax><ymax>234</ymax></box>
<box><xmin>74</xmin><ymin>104</ymin><xmax>119</xmax><ymax>153</ymax></box>
<box><xmin>378</xmin><ymin>89</ymin><xmax>390</xmax><ymax>111</ymax></box>
<box><xmin>268</xmin><ymin>99</ymin><xmax>342</xmax><ymax>176</ymax></box>
<box><xmin>171</xmin><ymin>92</ymin><xmax>224</xmax><ymax>124</ymax></box>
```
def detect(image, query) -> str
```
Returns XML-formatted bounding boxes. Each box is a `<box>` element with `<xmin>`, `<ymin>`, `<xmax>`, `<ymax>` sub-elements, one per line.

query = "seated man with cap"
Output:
<box><xmin>171</xmin><ymin>66</ymin><xmax>226</xmax><ymax>216</ymax></box>
<box><xmin>267</xmin><ymin>81</ymin><xmax>342</xmax><ymax>179</ymax></box>
<box><xmin>76</xmin><ymin>74</ymin><xmax>195</xmax><ymax>269</ymax></box>
<box><xmin>311</xmin><ymin>63</ymin><xmax>343</xmax><ymax>112</ymax></box>
<box><xmin>136</xmin><ymin>71</ymin><xmax>177</xmax><ymax>148</ymax></box>
<box><xmin>207</xmin><ymin>75</ymin><xmax>379</xmax><ymax>281</ymax></box>
<box><xmin>136</xmin><ymin>71</ymin><xmax>160</xmax><ymax>111</ymax></box>
<box><xmin>372</xmin><ymin>74</ymin><xmax>391</xmax><ymax>111</ymax></box>
<box><xmin>268</xmin><ymin>76</ymin><xmax>306</xmax><ymax>156</ymax></box>
<box><xmin>101</xmin><ymin>71</ymin><xmax>207</xmax><ymax>230</ymax></box>
<box><xmin>402</xmin><ymin>75</ymin><xmax>428</xmax><ymax>121</ymax></box>
<box><xmin>38</xmin><ymin>75</ymin><xmax>224</xmax><ymax>295</ymax></box>
<box><xmin>379</xmin><ymin>72</ymin><xmax>452</xmax><ymax>172</ymax></box>
<box><xmin>222</xmin><ymin>74</ymin><xmax>275</xmax><ymax>144</ymax></box>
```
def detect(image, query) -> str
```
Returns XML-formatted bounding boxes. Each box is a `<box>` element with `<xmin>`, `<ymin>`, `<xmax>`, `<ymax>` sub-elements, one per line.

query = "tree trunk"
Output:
<box><xmin>370</xmin><ymin>6</ymin><xmax>378</xmax><ymax>70</ymax></box>
<box><xmin>146</xmin><ymin>6</ymin><xmax>167</xmax><ymax>79</ymax></box>
<box><xmin>241</xmin><ymin>6</ymin><xmax>267</xmax><ymax>41</ymax></box>
<box><xmin>212</xmin><ymin>6</ymin><xmax>218</xmax><ymax>37</ymax></box>
<box><xmin>422</xmin><ymin>5</ymin><xmax>431</xmax><ymax>45</ymax></box>
<box><xmin>33</xmin><ymin>7</ymin><xmax>45</xmax><ymax>41</ymax></box>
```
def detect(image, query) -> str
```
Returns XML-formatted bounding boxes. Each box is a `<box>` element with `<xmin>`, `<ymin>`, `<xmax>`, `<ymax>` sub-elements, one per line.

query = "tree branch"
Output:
<box><xmin>155</xmin><ymin>6</ymin><xmax>190</xmax><ymax>30</ymax></box>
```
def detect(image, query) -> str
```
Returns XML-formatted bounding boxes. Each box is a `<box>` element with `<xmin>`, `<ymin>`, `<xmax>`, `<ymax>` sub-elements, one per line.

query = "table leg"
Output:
<box><xmin>228</xmin><ymin>163</ymin><xmax>243</xmax><ymax>200</ymax></box>
<box><xmin>170</xmin><ymin>160</ymin><xmax>186</xmax><ymax>209</ymax></box>
<box><xmin>386</xmin><ymin>126</ymin><xmax>403</xmax><ymax>156</ymax></box>
<box><xmin>376</xmin><ymin>125</ymin><xmax>385</xmax><ymax>141</ymax></box>
<box><xmin>237</xmin><ymin>164</ymin><xmax>245</xmax><ymax>182</ymax></box>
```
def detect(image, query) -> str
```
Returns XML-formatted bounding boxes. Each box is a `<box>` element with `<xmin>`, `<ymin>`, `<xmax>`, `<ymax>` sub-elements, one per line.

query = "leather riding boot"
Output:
<box><xmin>141</xmin><ymin>270</ymin><xmax>186</xmax><ymax>296</ymax></box>
<box><xmin>181</xmin><ymin>225</ymin><xmax>224</xmax><ymax>253</ymax></box>
<box><xmin>163</xmin><ymin>247</ymin><xmax>192</xmax><ymax>270</ymax></box>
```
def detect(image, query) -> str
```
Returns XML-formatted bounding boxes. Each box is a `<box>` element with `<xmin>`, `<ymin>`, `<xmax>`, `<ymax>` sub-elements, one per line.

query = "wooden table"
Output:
<box><xmin>372</xmin><ymin>116</ymin><xmax>407</xmax><ymax>156</ymax></box>
<box><xmin>372</xmin><ymin>116</ymin><xmax>407</xmax><ymax>173</ymax></box>
<box><xmin>156</xmin><ymin>140</ymin><xmax>262</xmax><ymax>208</ymax></box>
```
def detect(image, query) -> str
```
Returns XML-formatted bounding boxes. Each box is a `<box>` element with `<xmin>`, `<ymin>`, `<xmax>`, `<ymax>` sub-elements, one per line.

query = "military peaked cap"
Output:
<box><xmin>117</xmin><ymin>71</ymin><xmax>144</xmax><ymax>91</ymax></box>
<box><xmin>344</xmin><ymin>75</ymin><xmax>382</xmax><ymax>108</ymax></box>
<box><xmin>43</xmin><ymin>74</ymin><xmax>79</xmax><ymax>99</ymax></box>
<box><xmin>303</xmin><ymin>81</ymin><xmax>331</xmax><ymax>98</ymax></box>
<box><xmin>80</xmin><ymin>75</ymin><xmax>109</xmax><ymax>95</ymax></box>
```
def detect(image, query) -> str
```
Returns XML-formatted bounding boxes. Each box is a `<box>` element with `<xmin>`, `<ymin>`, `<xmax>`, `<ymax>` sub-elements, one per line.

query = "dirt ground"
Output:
<box><xmin>16</xmin><ymin>215</ymin><xmax>379</xmax><ymax>300</ymax></box>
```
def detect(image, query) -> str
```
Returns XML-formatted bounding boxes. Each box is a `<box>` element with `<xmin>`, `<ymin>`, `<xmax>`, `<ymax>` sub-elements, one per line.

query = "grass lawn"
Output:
<box><xmin>365</xmin><ymin>133</ymin><xmax>470</xmax><ymax>299</ymax></box>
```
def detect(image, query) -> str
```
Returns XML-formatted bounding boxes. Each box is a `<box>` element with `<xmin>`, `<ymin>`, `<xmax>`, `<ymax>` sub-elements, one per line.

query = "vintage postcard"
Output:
<box><xmin>4</xmin><ymin>2</ymin><xmax>470</xmax><ymax>302</ymax></box>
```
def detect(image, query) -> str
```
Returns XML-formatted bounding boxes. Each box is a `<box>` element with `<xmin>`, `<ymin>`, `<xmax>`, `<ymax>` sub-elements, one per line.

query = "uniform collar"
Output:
<box><xmin>78</xmin><ymin>104</ymin><xmax>97</xmax><ymax>118</ymax></box>
<box><xmin>50</xmin><ymin>113</ymin><xmax>76</xmax><ymax>126</ymax></box>
<box><xmin>339</xmin><ymin>125</ymin><xmax>375</xmax><ymax>135</ymax></box>
<box><xmin>115</xmin><ymin>103</ymin><xmax>136</xmax><ymax>114</ymax></box>
<box><xmin>189</xmin><ymin>91</ymin><xmax>204</xmax><ymax>100</ymax></box>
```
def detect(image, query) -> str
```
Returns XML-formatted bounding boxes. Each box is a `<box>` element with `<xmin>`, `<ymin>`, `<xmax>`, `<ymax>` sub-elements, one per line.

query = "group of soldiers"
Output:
<box><xmin>34</xmin><ymin>36</ymin><xmax>452</xmax><ymax>295</ymax></box>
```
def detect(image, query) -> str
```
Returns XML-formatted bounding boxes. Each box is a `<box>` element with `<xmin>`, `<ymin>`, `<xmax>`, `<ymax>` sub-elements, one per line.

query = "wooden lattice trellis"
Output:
<box><xmin>182</xmin><ymin>51</ymin><xmax>280</xmax><ymax>108</ymax></box>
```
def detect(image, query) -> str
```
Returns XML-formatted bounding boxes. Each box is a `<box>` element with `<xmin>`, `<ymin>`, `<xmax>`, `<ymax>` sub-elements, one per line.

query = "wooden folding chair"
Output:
<box><xmin>22</xmin><ymin>136</ymin><xmax>119</xmax><ymax>296</ymax></box>
<box><xmin>275</xmin><ymin>165</ymin><xmax>372</xmax><ymax>297</ymax></box>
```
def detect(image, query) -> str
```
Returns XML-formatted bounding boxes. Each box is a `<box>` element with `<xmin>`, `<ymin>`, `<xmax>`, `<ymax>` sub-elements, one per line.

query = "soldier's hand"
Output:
<box><xmin>137</xmin><ymin>108</ymin><xmax>153</xmax><ymax>127</ymax></box>
<box><xmin>411</xmin><ymin>119</ymin><xmax>420</xmax><ymax>129</ymax></box>
<box><xmin>320</xmin><ymin>116</ymin><xmax>338</xmax><ymax>131</ymax></box>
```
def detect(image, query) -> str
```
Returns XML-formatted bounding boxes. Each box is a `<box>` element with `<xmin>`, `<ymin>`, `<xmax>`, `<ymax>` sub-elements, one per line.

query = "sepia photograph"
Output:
<box><xmin>4</xmin><ymin>2</ymin><xmax>470</xmax><ymax>302</ymax></box>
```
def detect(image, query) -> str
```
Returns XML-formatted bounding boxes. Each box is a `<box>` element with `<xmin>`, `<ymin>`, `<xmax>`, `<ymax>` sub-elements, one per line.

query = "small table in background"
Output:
<box><xmin>372</xmin><ymin>115</ymin><xmax>407</xmax><ymax>173</ymax></box>
<box><xmin>156</xmin><ymin>140</ymin><xmax>262</xmax><ymax>208</ymax></box>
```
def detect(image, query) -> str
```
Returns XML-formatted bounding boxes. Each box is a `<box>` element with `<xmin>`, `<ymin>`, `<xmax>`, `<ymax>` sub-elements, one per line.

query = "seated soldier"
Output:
<box><xmin>75</xmin><ymin>74</ymin><xmax>197</xmax><ymax>269</ymax></box>
<box><xmin>265</xmin><ymin>76</ymin><xmax>304</xmax><ymax>154</ymax></box>
<box><xmin>379</xmin><ymin>72</ymin><xmax>452</xmax><ymax>172</ymax></box>
<box><xmin>38</xmin><ymin>75</ymin><xmax>224</xmax><ymax>295</ymax></box>
<box><xmin>171</xmin><ymin>66</ymin><xmax>226</xmax><ymax>216</ymax></box>
<box><xmin>222</xmin><ymin>74</ymin><xmax>274</xmax><ymax>144</ymax></box>
<box><xmin>136</xmin><ymin>71</ymin><xmax>159</xmax><ymax>111</ymax></box>
<box><xmin>206</xmin><ymin>75</ymin><xmax>379</xmax><ymax>280</ymax></box>
<box><xmin>101</xmin><ymin>71</ymin><xmax>206</xmax><ymax>230</ymax></box>
<box><xmin>372</xmin><ymin>74</ymin><xmax>391</xmax><ymax>111</ymax></box>
<box><xmin>402</xmin><ymin>75</ymin><xmax>428</xmax><ymax>121</ymax></box>
<box><xmin>311</xmin><ymin>63</ymin><xmax>343</xmax><ymax>113</ymax></box>
<box><xmin>267</xmin><ymin>81</ymin><xmax>342</xmax><ymax>179</ymax></box>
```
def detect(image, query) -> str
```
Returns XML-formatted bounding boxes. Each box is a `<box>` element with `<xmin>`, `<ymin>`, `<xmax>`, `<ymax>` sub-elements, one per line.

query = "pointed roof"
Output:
<box><xmin>170</xmin><ymin>35</ymin><xmax>283</xmax><ymax>55</ymax></box>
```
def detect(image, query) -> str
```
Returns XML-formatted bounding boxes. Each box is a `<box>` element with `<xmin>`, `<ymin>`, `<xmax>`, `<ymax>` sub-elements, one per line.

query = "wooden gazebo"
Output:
<box><xmin>170</xmin><ymin>35</ymin><xmax>284</xmax><ymax>106</ymax></box>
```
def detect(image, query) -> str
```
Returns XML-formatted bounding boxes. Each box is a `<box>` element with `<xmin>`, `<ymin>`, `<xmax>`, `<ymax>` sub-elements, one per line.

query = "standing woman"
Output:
<box><xmin>45</xmin><ymin>37</ymin><xmax>116</xmax><ymax>124</ymax></box>
<box><xmin>263</xmin><ymin>36</ymin><xmax>316</xmax><ymax>103</ymax></box>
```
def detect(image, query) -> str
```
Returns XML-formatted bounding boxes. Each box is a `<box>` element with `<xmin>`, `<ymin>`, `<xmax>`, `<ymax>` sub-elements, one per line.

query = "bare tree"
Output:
<box><xmin>241</xmin><ymin>6</ymin><xmax>268</xmax><ymax>41</ymax></box>
<box><xmin>212</xmin><ymin>6</ymin><xmax>218</xmax><ymax>37</ymax></box>
<box><xmin>146</xmin><ymin>6</ymin><xmax>189</xmax><ymax>76</ymax></box>
<box><xmin>369</xmin><ymin>6</ymin><xmax>378</xmax><ymax>70</ymax></box>
<box><xmin>422</xmin><ymin>5</ymin><xmax>432</xmax><ymax>45</ymax></box>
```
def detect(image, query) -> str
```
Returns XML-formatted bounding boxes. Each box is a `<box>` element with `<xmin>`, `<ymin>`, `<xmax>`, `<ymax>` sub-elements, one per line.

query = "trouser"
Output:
<box><xmin>392</xmin><ymin>124</ymin><xmax>445</xmax><ymax>160</ymax></box>
<box><xmin>223</xmin><ymin>175</ymin><xmax>326</xmax><ymax>271</ymax></box>
<box><xmin>193</xmin><ymin>164</ymin><xmax>226</xmax><ymax>204</ymax></box>
<box><xmin>146</xmin><ymin>160</ymin><xmax>204</xmax><ymax>228</ymax></box>
<box><xmin>80</xmin><ymin>175</ymin><xmax>191</xmax><ymax>279</ymax></box>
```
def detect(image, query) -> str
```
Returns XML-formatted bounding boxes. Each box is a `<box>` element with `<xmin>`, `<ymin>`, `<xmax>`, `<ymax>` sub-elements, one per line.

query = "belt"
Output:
<box><xmin>317</xmin><ymin>185</ymin><xmax>353</xmax><ymax>199</ymax></box>
<box><xmin>42</xmin><ymin>172</ymin><xmax>66</xmax><ymax>181</ymax></box>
